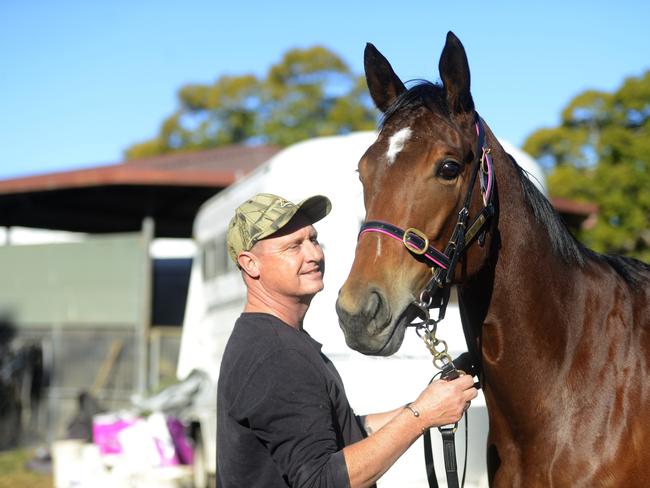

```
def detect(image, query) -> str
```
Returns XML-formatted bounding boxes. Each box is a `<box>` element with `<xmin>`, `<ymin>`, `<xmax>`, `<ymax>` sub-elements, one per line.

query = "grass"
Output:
<box><xmin>0</xmin><ymin>448</ymin><xmax>52</xmax><ymax>488</ymax></box>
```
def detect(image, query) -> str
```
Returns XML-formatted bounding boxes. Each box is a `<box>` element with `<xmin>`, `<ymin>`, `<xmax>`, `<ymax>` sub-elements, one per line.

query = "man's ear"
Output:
<box><xmin>237</xmin><ymin>251</ymin><xmax>261</xmax><ymax>278</ymax></box>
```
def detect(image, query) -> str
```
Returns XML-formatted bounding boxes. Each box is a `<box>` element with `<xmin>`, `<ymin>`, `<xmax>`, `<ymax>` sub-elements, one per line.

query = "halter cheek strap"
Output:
<box><xmin>477</xmin><ymin>121</ymin><xmax>494</xmax><ymax>206</ymax></box>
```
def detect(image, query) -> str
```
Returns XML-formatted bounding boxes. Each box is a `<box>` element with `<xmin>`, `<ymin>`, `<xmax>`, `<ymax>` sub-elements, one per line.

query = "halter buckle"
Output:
<box><xmin>402</xmin><ymin>227</ymin><xmax>429</xmax><ymax>255</ymax></box>
<box><xmin>481</xmin><ymin>147</ymin><xmax>491</xmax><ymax>166</ymax></box>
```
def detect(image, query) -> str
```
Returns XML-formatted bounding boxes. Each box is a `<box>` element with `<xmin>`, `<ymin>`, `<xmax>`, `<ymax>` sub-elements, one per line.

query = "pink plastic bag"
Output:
<box><xmin>92</xmin><ymin>413</ymin><xmax>138</xmax><ymax>455</ymax></box>
<box><xmin>166</xmin><ymin>417</ymin><xmax>193</xmax><ymax>465</ymax></box>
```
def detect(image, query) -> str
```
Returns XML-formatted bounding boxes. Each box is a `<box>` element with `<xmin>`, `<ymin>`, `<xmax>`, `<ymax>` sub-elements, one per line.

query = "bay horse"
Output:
<box><xmin>335</xmin><ymin>31</ymin><xmax>650</xmax><ymax>487</ymax></box>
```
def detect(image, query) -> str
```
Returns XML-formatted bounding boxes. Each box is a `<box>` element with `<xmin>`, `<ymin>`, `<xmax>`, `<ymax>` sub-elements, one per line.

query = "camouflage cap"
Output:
<box><xmin>226</xmin><ymin>193</ymin><xmax>332</xmax><ymax>264</ymax></box>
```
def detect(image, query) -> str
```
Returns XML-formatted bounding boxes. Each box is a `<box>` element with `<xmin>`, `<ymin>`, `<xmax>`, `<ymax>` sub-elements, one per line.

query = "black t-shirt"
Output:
<box><xmin>216</xmin><ymin>313</ymin><xmax>367</xmax><ymax>487</ymax></box>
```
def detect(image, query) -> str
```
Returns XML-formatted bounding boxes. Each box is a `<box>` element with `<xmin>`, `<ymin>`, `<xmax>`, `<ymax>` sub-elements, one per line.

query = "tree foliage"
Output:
<box><xmin>125</xmin><ymin>46</ymin><xmax>377</xmax><ymax>159</ymax></box>
<box><xmin>524</xmin><ymin>71</ymin><xmax>650</xmax><ymax>262</ymax></box>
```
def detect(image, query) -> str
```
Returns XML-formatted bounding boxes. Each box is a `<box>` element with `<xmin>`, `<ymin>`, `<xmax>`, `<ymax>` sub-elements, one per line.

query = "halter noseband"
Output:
<box><xmin>358</xmin><ymin>113</ymin><xmax>495</xmax><ymax>317</ymax></box>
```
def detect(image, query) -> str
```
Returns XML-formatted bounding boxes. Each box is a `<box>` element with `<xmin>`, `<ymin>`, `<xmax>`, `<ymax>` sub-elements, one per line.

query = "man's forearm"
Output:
<box><xmin>361</xmin><ymin>406</ymin><xmax>405</xmax><ymax>435</ymax></box>
<box><xmin>343</xmin><ymin>406</ymin><xmax>423</xmax><ymax>488</ymax></box>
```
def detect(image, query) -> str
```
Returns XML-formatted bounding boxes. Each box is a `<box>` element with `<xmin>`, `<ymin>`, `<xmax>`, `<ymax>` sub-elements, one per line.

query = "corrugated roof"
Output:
<box><xmin>0</xmin><ymin>144</ymin><xmax>280</xmax><ymax>237</ymax></box>
<box><xmin>125</xmin><ymin>145</ymin><xmax>279</xmax><ymax>172</ymax></box>
<box><xmin>0</xmin><ymin>145</ymin><xmax>280</xmax><ymax>195</ymax></box>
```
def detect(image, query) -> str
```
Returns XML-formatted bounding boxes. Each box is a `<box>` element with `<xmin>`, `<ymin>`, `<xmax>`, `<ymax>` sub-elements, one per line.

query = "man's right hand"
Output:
<box><xmin>409</xmin><ymin>375</ymin><xmax>478</xmax><ymax>429</ymax></box>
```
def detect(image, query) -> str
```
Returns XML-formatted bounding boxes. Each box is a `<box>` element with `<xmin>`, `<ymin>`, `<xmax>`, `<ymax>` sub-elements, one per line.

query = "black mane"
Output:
<box><xmin>510</xmin><ymin>155</ymin><xmax>650</xmax><ymax>286</ymax></box>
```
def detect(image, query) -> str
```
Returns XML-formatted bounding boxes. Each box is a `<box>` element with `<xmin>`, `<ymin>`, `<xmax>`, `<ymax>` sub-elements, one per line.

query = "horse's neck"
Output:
<box><xmin>459</xmin><ymin>130</ymin><xmax>650</xmax><ymax>454</ymax></box>
<box><xmin>472</xmin><ymin>133</ymin><xmax>576</xmax><ymax>313</ymax></box>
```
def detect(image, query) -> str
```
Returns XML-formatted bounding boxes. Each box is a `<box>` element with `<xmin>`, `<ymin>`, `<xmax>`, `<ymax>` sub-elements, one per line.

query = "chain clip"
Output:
<box><xmin>411</xmin><ymin>292</ymin><xmax>454</xmax><ymax>372</ymax></box>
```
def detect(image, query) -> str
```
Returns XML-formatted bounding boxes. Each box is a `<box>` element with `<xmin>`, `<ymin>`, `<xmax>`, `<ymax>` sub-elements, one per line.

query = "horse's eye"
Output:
<box><xmin>437</xmin><ymin>160</ymin><xmax>461</xmax><ymax>180</ymax></box>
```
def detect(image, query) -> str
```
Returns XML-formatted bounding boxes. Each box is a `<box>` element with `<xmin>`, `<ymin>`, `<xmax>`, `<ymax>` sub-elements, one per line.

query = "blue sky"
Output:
<box><xmin>1</xmin><ymin>0</ymin><xmax>649</xmax><ymax>179</ymax></box>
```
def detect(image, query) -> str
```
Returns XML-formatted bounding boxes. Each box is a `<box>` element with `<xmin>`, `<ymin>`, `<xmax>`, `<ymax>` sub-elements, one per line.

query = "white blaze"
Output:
<box><xmin>386</xmin><ymin>127</ymin><xmax>412</xmax><ymax>165</ymax></box>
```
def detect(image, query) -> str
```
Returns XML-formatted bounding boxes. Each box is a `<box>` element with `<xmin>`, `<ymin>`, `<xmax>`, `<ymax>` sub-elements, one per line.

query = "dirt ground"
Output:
<box><xmin>0</xmin><ymin>448</ymin><xmax>52</xmax><ymax>488</ymax></box>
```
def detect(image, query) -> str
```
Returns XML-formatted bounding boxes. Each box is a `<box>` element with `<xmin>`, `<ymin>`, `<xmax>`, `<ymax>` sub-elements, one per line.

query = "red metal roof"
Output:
<box><xmin>0</xmin><ymin>145</ymin><xmax>280</xmax><ymax>237</ymax></box>
<box><xmin>0</xmin><ymin>145</ymin><xmax>279</xmax><ymax>195</ymax></box>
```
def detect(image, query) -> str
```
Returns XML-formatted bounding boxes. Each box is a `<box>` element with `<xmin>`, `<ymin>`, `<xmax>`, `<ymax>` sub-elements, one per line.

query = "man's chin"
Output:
<box><xmin>303</xmin><ymin>274</ymin><xmax>324</xmax><ymax>289</ymax></box>
<box><xmin>299</xmin><ymin>280</ymin><xmax>324</xmax><ymax>299</ymax></box>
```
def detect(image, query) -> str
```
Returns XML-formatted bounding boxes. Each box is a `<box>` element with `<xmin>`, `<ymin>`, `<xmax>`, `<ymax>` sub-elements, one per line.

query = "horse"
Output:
<box><xmin>335</xmin><ymin>31</ymin><xmax>650</xmax><ymax>487</ymax></box>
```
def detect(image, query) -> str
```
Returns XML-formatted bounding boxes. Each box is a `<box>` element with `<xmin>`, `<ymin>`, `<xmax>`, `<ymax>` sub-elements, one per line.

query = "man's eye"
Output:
<box><xmin>437</xmin><ymin>160</ymin><xmax>461</xmax><ymax>180</ymax></box>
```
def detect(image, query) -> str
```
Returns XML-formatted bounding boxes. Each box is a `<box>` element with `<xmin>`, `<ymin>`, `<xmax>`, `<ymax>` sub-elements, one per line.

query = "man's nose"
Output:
<box><xmin>306</xmin><ymin>241</ymin><xmax>324</xmax><ymax>261</ymax></box>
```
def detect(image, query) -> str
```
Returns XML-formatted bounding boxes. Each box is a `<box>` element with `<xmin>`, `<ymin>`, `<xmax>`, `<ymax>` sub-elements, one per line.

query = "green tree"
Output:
<box><xmin>524</xmin><ymin>71</ymin><xmax>650</xmax><ymax>262</ymax></box>
<box><xmin>125</xmin><ymin>46</ymin><xmax>377</xmax><ymax>159</ymax></box>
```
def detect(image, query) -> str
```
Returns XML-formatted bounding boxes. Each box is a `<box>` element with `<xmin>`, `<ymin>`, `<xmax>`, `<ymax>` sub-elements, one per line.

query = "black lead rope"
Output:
<box><xmin>424</xmin><ymin>416</ymin><xmax>469</xmax><ymax>488</ymax></box>
<box><xmin>424</xmin><ymin>363</ymin><xmax>470</xmax><ymax>488</ymax></box>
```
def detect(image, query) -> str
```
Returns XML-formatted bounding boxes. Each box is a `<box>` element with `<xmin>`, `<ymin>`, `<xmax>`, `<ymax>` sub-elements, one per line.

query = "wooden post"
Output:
<box><xmin>137</xmin><ymin>217</ymin><xmax>154</xmax><ymax>395</ymax></box>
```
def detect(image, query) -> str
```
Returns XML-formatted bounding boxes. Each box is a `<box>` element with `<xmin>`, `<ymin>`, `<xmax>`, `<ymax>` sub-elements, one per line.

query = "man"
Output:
<box><xmin>217</xmin><ymin>193</ymin><xmax>478</xmax><ymax>488</ymax></box>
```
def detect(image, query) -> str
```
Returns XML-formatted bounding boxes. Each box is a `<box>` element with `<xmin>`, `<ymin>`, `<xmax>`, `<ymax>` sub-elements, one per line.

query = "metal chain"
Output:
<box><xmin>412</xmin><ymin>299</ymin><xmax>454</xmax><ymax>371</ymax></box>
<box><xmin>423</xmin><ymin>329</ymin><xmax>454</xmax><ymax>370</ymax></box>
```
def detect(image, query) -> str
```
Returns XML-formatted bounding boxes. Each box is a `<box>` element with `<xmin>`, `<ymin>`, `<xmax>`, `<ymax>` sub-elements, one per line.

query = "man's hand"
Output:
<box><xmin>344</xmin><ymin>374</ymin><xmax>478</xmax><ymax>488</ymax></box>
<box><xmin>409</xmin><ymin>375</ymin><xmax>478</xmax><ymax>429</ymax></box>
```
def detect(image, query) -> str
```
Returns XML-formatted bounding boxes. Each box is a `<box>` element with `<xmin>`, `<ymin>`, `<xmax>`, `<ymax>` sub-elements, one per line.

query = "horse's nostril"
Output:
<box><xmin>365</xmin><ymin>290</ymin><xmax>388</xmax><ymax>336</ymax></box>
<box><xmin>366</xmin><ymin>291</ymin><xmax>381</xmax><ymax>320</ymax></box>
<box><xmin>337</xmin><ymin>288</ymin><xmax>390</xmax><ymax>338</ymax></box>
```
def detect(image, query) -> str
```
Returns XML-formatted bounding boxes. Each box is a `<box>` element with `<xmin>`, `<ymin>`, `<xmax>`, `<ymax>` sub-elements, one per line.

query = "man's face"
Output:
<box><xmin>251</xmin><ymin>214</ymin><xmax>325</xmax><ymax>300</ymax></box>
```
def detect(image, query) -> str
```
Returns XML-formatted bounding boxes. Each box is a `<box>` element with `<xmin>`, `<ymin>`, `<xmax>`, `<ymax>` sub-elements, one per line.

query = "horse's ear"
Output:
<box><xmin>439</xmin><ymin>31</ymin><xmax>474</xmax><ymax>114</ymax></box>
<box><xmin>364</xmin><ymin>43</ymin><xmax>406</xmax><ymax>113</ymax></box>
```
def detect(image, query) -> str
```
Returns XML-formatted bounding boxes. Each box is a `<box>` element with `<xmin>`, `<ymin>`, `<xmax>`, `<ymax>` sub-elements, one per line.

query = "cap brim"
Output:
<box><xmin>296</xmin><ymin>195</ymin><xmax>332</xmax><ymax>225</ymax></box>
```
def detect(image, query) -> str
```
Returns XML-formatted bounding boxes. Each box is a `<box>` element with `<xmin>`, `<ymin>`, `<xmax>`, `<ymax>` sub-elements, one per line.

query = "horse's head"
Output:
<box><xmin>336</xmin><ymin>32</ymin><xmax>494</xmax><ymax>356</ymax></box>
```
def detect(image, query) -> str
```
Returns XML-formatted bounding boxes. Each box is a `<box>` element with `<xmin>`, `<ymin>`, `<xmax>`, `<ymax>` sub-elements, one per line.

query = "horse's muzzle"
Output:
<box><xmin>335</xmin><ymin>288</ymin><xmax>405</xmax><ymax>356</ymax></box>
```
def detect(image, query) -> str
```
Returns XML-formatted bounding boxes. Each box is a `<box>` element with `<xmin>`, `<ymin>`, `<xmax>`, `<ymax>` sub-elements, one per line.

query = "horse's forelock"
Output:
<box><xmin>379</xmin><ymin>80</ymin><xmax>448</xmax><ymax>130</ymax></box>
